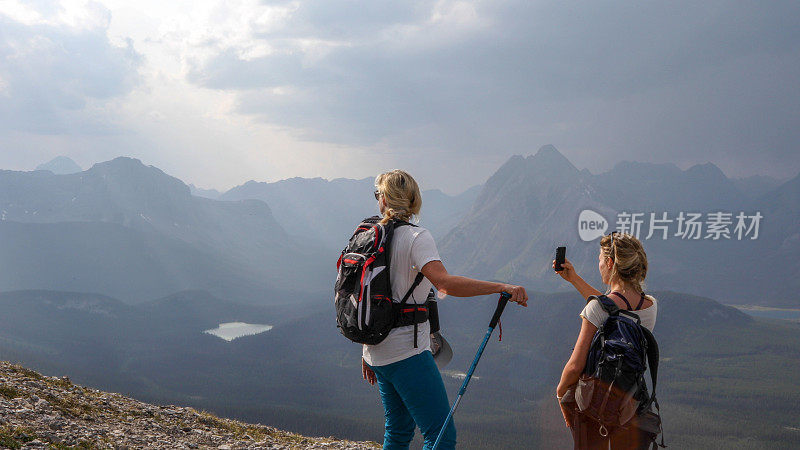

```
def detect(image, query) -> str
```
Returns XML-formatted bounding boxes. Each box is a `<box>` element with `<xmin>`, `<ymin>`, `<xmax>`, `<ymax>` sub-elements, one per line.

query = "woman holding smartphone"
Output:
<box><xmin>553</xmin><ymin>232</ymin><xmax>658</xmax><ymax>449</ymax></box>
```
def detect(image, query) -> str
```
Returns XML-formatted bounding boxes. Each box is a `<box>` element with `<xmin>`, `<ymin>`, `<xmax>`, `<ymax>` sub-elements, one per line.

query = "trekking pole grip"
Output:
<box><xmin>489</xmin><ymin>292</ymin><xmax>511</xmax><ymax>328</ymax></box>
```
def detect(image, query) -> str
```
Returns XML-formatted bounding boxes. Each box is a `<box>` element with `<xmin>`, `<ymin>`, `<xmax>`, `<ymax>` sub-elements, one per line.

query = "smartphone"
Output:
<box><xmin>554</xmin><ymin>246</ymin><xmax>566</xmax><ymax>272</ymax></box>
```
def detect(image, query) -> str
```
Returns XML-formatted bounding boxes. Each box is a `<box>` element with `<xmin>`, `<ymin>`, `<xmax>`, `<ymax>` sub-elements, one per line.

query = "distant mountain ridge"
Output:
<box><xmin>731</xmin><ymin>174</ymin><xmax>787</xmax><ymax>200</ymax></box>
<box><xmin>221</xmin><ymin>176</ymin><xmax>376</xmax><ymax>247</ymax></box>
<box><xmin>35</xmin><ymin>156</ymin><xmax>82</xmax><ymax>174</ymax></box>
<box><xmin>220</xmin><ymin>176</ymin><xmax>481</xmax><ymax>247</ymax></box>
<box><xmin>2</xmin><ymin>156</ymin><xmax>287</xmax><ymax>245</ymax></box>
<box><xmin>0</xmin><ymin>157</ymin><xmax>324</xmax><ymax>303</ymax></box>
<box><xmin>3</xmin><ymin>151</ymin><xmax>796</xmax><ymax>306</ymax></box>
<box><xmin>189</xmin><ymin>183</ymin><xmax>222</xmax><ymax>199</ymax></box>
<box><xmin>0</xmin><ymin>156</ymin><xmax>478</xmax><ymax>304</ymax></box>
<box><xmin>440</xmin><ymin>145</ymin><xmax>799</xmax><ymax>305</ymax></box>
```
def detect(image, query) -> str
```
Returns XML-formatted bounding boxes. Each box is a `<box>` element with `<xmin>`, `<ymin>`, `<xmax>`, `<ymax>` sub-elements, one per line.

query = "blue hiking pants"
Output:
<box><xmin>369</xmin><ymin>351</ymin><xmax>457</xmax><ymax>450</ymax></box>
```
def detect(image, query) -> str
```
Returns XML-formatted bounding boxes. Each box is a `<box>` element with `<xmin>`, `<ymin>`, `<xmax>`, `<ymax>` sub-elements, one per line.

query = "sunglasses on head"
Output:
<box><xmin>374</xmin><ymin>189</ymin><xmax>381</xmax><ymax>200</ymax></box>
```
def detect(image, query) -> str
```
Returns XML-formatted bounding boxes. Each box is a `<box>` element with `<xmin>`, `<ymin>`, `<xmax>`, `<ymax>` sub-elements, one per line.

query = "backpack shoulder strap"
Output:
<box><xmin>348</xmin><ymin>216</ymin><xmax>381</xmax><ymax>240</ymax></box>
<box><xmin>392</xmin><ymin>219</ymin><xmax>417</xmax><ymax>229</ymax></box>
<box><xmin>641</xmin><ymin>325</ymin><xmax>666</xmax><ymax>447</ymax></box>
<box><xmin>589</xmin><ymin>294</ymin><xmax>620</xmax><ymax>316</ymax></box>
<box><xmin>360</xmin><ymin>215</ymin><xmax>382</xmax><ymax>225</ymax></box>
<box><xmin>388</xmin><ymin>217</ymin><xmax>422</xmax><ymax>305</ymax></box>
<box><xmin>399</xmin><ymin>272</ymin><xmax>425</xmax><ymax>348</ymax></box>
<box><xmin>641</xmin><ymin>326</ymin><xmax>659</xmax><ymax>400</ymax></box>
<box><xmin>399</xmin><ymin>272</ymin><xmax>425</xmax><ymax>306</ymax></box>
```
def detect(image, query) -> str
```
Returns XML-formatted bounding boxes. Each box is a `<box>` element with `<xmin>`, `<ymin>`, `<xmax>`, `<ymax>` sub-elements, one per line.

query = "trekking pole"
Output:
<box><xmin>432</xmin><ymin>292</ymin><xmax>512</xmax><ymax>450</ymax></box>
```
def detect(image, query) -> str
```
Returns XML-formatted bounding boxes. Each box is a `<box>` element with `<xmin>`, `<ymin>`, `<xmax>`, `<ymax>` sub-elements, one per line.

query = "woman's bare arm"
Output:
<box><xmin>569</xmin><ymin>274</ymin><xmax>602</xmax><ymax>301</ymax></box>
<box><xmin>420</xmin><ymin>260</ymin><xmax>528</xmax><ymax>306</ymax></box>
<box><xmin>556</xmin><ymin>317</ymin><xmax>597</xmax><ymax>397</ymax></box>
<box><xmin>553</xmin><ymin>317</ymin><xmax>597</xmax><ymax>427</ymax></box>
<box><xmin>553</xmin><ymin>258</ymin><xmax>602</xmax><ymax>301</ymax></box>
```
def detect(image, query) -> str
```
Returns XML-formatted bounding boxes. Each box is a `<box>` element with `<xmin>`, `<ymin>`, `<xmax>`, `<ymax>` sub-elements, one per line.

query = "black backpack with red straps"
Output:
<box><xmin>335</xmin><ymin>216</ymin><xmax>428</xmax><ymax>346</ymax></box>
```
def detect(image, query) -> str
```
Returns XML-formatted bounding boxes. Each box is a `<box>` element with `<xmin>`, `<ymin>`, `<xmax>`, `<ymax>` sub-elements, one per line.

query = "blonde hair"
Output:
<box><xmin>599</xmin><ymin>232</ymin><xmax>648</xmax><ymax>292</ymax></box>
<box><xmin>374</xmin><ymin>170</ymin><xmax>422</xmax><ymax>225</ymax></box>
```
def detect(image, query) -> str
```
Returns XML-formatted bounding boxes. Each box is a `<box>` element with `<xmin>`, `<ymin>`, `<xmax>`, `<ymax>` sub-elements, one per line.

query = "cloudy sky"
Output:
<box><xmin>0</xmin><ymin>0</ymin><xmax>798</xmax><ymax>193</ymax></box>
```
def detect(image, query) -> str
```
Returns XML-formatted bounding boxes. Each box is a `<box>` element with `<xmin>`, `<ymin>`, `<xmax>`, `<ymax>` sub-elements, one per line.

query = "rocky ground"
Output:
<box><xmin>0</xmin><ymin>361</ymin><xmax>378</xmax><ymax>449</ymax></box>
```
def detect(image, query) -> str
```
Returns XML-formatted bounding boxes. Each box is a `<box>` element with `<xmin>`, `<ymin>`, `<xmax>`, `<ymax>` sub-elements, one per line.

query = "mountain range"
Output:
<box><xmin>1</xmin><ymin>150</ymin><xmax>799</xmax><ymax>448</ymax></box>
<box><xmin>194</xmin><ymin>145</ymin><xmax>798</xmax><ymax>305</ymax></box>
<box><xmin>35</xmin><ymin>156</ymin><xmax>82</xmax><ymax>175</ymax></box>
<box><xmin>7</xmin><ymin>149</ymin><xmax>797</xmax><ymax>306</ymax></box>
<box><xmin>0</xmin><ymin>157</ymin><xmax>326</xmax><ymax>303</ymax></box>
<box><xmin>220</xmin><ymin>176</ymin><xmax>480</xmax><ymax>246</ymax></box>
<box><xmin>1</xmin><ymin>156</ymin><xmax>484</xmax><ymax>304</ymax></box>
<box><xmin>439</xmin><ymin>145</ymin><xmax>799</xmax><ymax>305</ymax></box>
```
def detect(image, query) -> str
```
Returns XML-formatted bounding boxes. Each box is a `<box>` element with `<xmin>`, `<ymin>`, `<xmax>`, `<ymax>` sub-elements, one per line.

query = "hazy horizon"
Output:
<box><xmin>15</xmin><ymin>150</ymin><xmax>798</xmax><ymax>197</ymax></box>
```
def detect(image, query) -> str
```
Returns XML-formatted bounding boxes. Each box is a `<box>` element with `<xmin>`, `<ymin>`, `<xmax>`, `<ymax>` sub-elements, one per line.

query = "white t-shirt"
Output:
<box><xmin>580</xmin><ymin>294</ymin><xmax>658</xmax><ymax>332</ymax></box>
<box><xmin>362</xmin><ymin>225</ymin><xmax>441</xmax><ymax>367</ymax></box>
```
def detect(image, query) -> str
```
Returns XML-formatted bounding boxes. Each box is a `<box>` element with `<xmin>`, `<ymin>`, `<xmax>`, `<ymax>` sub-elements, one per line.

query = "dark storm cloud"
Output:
<box><xmin>0</xmin><ymin>9</ymin><xmax>142</xmax><ymax>134</ymax></box>
<box><xmin>188</xmin><ymin>0</ymin><xmax>800</xmax><ymax>177</ymax></box>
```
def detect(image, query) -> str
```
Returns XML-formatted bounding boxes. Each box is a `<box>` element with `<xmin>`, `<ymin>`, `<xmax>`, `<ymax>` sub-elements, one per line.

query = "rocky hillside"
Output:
<box><xmin>0</xmin><ymin>361</ymin><xmax>377</xmax><ymax>449</ymax></box>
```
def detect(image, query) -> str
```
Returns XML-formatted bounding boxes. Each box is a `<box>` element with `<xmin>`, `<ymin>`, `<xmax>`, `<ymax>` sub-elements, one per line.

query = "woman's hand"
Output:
<box><xmin>553</xmin><ymin>258</ymin><xmax>578</xmax><ymax>283</ymax></box>
<box><xmin>501</xmin><ymin>284</ymin><xmax>528</xmax><ymax>307</ymax></box>
<box><xmin>362</xmin><ymin>358</ymin><xmax>376</xmax><ymax>385</ymax></box>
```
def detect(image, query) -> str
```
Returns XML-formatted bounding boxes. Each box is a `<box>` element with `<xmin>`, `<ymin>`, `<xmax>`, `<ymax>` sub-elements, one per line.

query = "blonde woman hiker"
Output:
<box><xmin>358</xmin><ymin>170</ymin><xmax>528</xmax><ymax>450</ymax></box>
<box><xmin>553</xmin><ymin>232</ymin><xmax>662</xmax><ymax>450</ymax></box>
